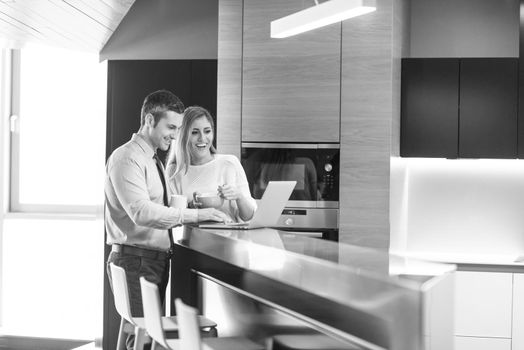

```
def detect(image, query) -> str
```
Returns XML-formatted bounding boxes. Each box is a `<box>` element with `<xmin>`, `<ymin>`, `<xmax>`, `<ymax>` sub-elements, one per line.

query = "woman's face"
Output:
<box><xmin>188</xmin><ymin>116</ymin><xmax>214</xmax><ymax>165</ymax></box>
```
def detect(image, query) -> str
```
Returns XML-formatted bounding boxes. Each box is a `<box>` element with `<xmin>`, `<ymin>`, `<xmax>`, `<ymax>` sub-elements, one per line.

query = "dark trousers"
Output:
<box><xmin>106</xmin><ymin>248</ymin><xmax>170</xmax><ymax>350</ymax></box>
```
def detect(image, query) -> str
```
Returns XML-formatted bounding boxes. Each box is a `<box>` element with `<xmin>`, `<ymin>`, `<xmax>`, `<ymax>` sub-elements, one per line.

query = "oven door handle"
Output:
<box><xmin>242</xmin><ymin>143</ymin><xmax>340</xmax><ymax>149</ymax></box>
<box><xmin>242</xmin><ymin>142</ymin><xmax>318</xmax><ymax>149</ymax></box>
<box><xmin>282</xmin><ymin>231</ymin><xmax>323</xmax><ymax>238</ymax></box>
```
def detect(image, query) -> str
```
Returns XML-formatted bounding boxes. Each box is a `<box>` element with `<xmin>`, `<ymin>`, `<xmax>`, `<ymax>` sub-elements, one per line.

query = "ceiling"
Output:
<box><xmin>0</xmin><ymin>0</ymin><xmax>136</xmax><ymax>52</ymax></box>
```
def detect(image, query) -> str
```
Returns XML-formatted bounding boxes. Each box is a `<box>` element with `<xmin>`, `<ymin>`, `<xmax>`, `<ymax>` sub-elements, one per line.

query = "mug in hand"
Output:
<box><xmin>197</xmin><ymin>192</ymin><xmax>224</xmax><ymax>209</ymax></box>
<box><xmin>170</xmin><ymin>194</ymin><xmax>188</xmax><ymax>209</ymax></box>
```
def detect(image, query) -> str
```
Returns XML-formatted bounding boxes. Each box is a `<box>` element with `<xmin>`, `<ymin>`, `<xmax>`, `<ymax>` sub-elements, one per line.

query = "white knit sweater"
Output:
<box><xmin>170</xmin><ymin>154</ymin><xmax>257</xmax><ymax>222</ymax></box>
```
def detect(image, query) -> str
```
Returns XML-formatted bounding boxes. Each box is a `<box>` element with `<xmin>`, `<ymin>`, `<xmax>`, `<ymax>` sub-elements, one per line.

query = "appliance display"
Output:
<box><xmin>241</xmin><ymin>143</ymin><xmax>339</xmax><ymax>240</ymax></box>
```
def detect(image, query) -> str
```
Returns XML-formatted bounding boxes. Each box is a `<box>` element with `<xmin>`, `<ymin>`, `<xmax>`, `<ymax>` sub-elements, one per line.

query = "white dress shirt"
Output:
<box><xmin>105</xmin><ymin>134</ymin><xmax>198</xmax><ymax>250</ymax></box>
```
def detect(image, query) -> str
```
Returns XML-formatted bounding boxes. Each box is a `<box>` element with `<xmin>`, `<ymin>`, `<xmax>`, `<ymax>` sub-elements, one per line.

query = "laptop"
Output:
<box><xmin>198</xmin><ymin>181</ymin><xmax>297</xmax><ymax>230</ymax></box>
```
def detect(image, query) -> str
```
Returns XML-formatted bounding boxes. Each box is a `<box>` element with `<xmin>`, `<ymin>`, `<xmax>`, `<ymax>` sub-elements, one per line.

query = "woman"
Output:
<box><xmin>167</xmin><ymin>106</ymin><xmax>257</xmax><ymax>222</ymax></box>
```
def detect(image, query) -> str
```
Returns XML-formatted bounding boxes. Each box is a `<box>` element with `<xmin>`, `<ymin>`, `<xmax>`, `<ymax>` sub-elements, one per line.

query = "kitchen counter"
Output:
<box><xmin>171</xmin><ymin>226</ymin><xmax>456</xmax><ymax>350</ymax></box>
<box><xmin>391</xmin><ymin>250</ymin><xmax>524</xmax><ymax>273</ymax></box>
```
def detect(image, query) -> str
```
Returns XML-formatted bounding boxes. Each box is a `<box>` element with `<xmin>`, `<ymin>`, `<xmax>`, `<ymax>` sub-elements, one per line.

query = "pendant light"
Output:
<box><xmin>271</xmin><ymin>0</ymin><xmax>376</xmax><ymax>39</ymax></box>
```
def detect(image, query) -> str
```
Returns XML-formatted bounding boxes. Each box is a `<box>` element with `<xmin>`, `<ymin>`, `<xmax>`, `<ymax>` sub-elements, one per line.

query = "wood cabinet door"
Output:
<box><xmin>242</xmin><ymin>0</ymin><xmax>340</xmax><ymax>142</ymax></box>
<box><xmin>400</xmin><ymin>58</ymin><xmax>459</xmax><ymax>158</ymax></box>
<box><xmin>459</xmin><ymin>58</ymin><xmax>518</xmax><ymax>158</ymax></box>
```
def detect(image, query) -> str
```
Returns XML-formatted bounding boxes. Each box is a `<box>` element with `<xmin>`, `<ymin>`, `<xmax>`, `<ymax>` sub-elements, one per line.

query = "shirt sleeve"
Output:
<box><xmin>109</xmin><ymin>157</ymin><xmax>189</xmax><ymax>229</ymax></box>
<box><xmin>229</xmin><ymin>155</ymin><xmax>258</xmax><ymax>208</ymax></box>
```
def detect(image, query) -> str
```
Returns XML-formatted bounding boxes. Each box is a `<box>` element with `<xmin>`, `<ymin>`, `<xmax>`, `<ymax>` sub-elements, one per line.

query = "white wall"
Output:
<box><xmin>391</xmin><ymin>158</ymin><xmax>524</xmax><ymax>258</ymax></box>
<box><xmin>100</xmin><ymin>0</ymin><xmax>218</xmax><ymax>60</ymax></box>
<box><xmin>409</xmin><ymin>0</ymin><xmax>519</xmax><ymax>57</ymax></box>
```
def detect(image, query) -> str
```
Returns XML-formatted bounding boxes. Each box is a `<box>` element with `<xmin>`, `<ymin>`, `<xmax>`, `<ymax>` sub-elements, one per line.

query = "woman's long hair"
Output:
<box><xmin>171</xmin><ymin>106</ymin><xmax>217</xmax><ymax>176</ymax></box>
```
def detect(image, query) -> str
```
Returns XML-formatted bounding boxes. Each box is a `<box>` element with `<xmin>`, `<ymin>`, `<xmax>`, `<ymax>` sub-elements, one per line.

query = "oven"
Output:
<box><xmin>241</xmin><ymin>143</ymin><xmax>339</xmax><ymax>241</ymax></box>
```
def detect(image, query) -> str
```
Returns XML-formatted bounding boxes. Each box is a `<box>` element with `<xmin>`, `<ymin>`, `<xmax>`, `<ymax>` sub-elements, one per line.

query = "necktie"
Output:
<box><xmin>153</xmin><ymin>153</ymin><xmax>175</xmax><ymax>251</ymax></box>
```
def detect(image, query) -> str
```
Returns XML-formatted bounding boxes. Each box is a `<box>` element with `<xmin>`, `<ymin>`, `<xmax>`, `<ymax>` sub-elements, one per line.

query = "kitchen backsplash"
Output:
<box><xmin>390</xmin><ymin>157</ymin><xmax>524</xmax><ymax>256</ymax></box>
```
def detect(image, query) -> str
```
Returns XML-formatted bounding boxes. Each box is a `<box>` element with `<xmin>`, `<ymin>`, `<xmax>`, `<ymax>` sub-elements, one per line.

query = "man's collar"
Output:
<box><xmin>131</xmin><ymin>133</ymin><xmax>156</xmax><ymax>158</ymax></box>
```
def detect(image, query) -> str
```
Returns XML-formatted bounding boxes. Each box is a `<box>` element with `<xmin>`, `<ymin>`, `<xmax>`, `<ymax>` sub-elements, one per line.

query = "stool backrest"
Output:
<box><xmin>109</xmin><ymin>263</ymin><xmax>134</xmax><ymax>323</ymax></box>
<box><xmin>175</xmin><ymin>298</ymin><xmax>203</xmax><ymax>350</ymax></box>
<box><xmin>139</xmin><ymin>277</ymin><xmax>170</xmax><ymax>349</ymax></box>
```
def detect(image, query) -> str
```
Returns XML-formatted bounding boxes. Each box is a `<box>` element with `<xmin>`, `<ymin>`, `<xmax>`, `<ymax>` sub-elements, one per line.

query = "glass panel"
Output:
<box><xmin>1</xmin><ymin>218</ymin><xmax>104</xmax><ymax>339</ymax></box>
<box><xmin>242</xmin><ymin>148</ymin><xmax>319</xmax><ymax>200</ymax></box>
<box><xmin>17</xmin><ymin>45</ymin><xmax>106</xmax><ymax>207</ymax></box>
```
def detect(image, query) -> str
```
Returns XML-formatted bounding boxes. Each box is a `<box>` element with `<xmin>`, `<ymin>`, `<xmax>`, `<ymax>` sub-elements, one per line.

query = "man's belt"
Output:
<box><xmin>111</xmin><ymin>244</ymin><xmax>172</xmax><ymax>260</ymax></box>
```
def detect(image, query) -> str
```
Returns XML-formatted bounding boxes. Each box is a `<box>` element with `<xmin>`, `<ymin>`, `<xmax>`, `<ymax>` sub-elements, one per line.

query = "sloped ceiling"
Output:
<box><xmin>99</xmin><ymin>0</ymin><xmax>218</xmax><ymax>60</ymax></box>
<box><xmin>0</xmin><ymin>0</ymin><xmax>136</xmax><ymax>52</ymax></box>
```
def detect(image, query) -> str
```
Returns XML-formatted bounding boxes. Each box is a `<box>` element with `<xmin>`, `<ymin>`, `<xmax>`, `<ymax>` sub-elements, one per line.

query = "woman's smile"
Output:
<box><xmin>189</xmin><ymin>116</ymin><xmax>214</xmax><ymax>164</ymax></box>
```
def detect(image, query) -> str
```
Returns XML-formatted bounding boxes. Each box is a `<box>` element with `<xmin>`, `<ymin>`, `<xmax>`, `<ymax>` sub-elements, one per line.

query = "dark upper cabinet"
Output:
<box><xmin>459</xmin><ymin>58</ymin><xmax>518</xmax><ymax>158</ymax></box>
<box><xmin>401</xmin><ymin>58</ymin><xmax>459</xmax><ymax>158</ymax></box>
<box><xmin>401</xmin><ymin>58</ymin><xmax>518</xmax><ymax>159</ymax></box>
<box><xmin>106</xmin><ymin>60</ymin><xmax>217</xmax><ymax>160</ymax></box>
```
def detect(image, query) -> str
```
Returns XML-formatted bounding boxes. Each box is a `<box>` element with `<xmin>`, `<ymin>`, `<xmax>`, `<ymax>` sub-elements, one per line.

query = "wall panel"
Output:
<box><xmin>340</xmin><ymin>0</ymin><xmax>401</xmax><ymax>249</ymax></box>
<box><xmin>217</xmin><ymin>0</ymin><xmax>243</xmax><ymax>157</ymax></box>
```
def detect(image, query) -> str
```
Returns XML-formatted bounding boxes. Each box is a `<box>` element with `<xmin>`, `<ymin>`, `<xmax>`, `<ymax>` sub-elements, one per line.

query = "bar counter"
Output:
<box><xmin>170</xmin><ymin>226</ymin><xmax>455</xmax><ymax>350</ymax></box>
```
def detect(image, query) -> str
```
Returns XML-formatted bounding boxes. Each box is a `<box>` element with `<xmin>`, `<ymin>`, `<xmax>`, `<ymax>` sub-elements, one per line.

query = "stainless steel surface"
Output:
<box><xmin>286</xmin><ymin>231</ymin><xmax>323</xmax><ymax>238</ymax></box>
<box><xmin>242</xmin><ymin>142</ymin><xmax>340</xmax><ymax>149</ymax></box>
<box><xmin>286</xmin><ymin>200</ymin><xmax>339</xmax><ymax>208</ymax></box>
<box><xmin>285</xmin><ymin>200</ymin><xmax>318</xmax><ymax>208</ymax></box>
<box><xmin>243</xmin><ymin>142</ymin><xmax>340</xmax><ymax>231</ymax></box>
<box><xmin>176</xmin><ymin>226</ymin><xmax>456</xmax><ymax>350</ymax></box>
<box><xmin>276</xmin><ymin>207</ymin><xmax>338</xmax><ymax>229</ymax></box>
<box><xmin>200</xmin><ymin>274</ymin><xmax>369</xmax><ymax>349</ymax></box>
<box><xmin>318</xmin><ymin>143</ymin><xmax>341</xmax><ymax>149</ymax></box>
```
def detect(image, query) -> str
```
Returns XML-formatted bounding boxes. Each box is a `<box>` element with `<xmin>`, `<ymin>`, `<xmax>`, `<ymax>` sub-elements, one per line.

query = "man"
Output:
<box><xmin>104</xmin><ymin>90</ymin><xmax>227</xmax><ymax>349</ymax></box>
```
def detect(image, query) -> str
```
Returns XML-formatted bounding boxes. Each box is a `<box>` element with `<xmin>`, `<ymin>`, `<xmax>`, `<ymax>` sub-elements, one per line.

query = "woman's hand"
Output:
<box><xmin>218</xmin><ymin>184</ymin><xmax>243</xmax><ymax>201</ymax></box>
<box><xmin>219</xmin><ymin>183</ymin><xmax>255</xmax><ymax>221</ymax></box>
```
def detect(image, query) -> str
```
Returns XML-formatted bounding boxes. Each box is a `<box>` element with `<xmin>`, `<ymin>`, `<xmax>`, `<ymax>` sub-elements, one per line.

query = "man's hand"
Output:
<box><xmin>197</xmin><ymin>208</ymin><xmax>231</xmax><ymax>223</ymax></box>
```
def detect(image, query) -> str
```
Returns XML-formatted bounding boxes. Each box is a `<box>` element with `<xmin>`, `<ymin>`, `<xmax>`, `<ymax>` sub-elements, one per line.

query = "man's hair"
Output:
<box><xmin>140</xmin><ymin>89</ymin><xmax>184</xmax><ymax>126</ymax></box>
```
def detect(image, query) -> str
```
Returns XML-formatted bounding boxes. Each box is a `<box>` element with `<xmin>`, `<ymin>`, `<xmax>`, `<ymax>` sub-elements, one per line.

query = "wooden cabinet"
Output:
<box><xmin>459</xmin><ymin>58</ymin><xmax>518</xmax><ymax>158</ymax></box>
<box><xmin>241</xmin><ymin>0</ymin><xmax>340</xmax><ymax>142</ymax></box>
<box><xmin>400</xmin><ymin>58</ymin><xmax>459</xmax><ymax>158</ymax></box>
<box><xmin>401</xmin><ymin>58</ymin><xmax>518</xmax><ymax>158</ymax></box>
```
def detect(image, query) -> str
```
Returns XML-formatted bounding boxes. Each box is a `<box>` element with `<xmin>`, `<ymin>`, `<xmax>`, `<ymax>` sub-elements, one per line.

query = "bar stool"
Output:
<box><xmin>110</xmin><ymin>263</ymin><xmax>217</xmax><ymax>350</ymax></box>
<box><xmin>140</xmin><ymin>276</ymin><xmax>266</xmax><ymax>350</ymax></box>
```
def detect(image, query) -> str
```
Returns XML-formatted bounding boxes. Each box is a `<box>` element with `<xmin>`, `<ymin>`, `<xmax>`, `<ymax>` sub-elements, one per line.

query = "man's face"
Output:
<box><xmin>147</xmin><ymin>111</ymin><xmax>183</xmax><ymax>151</ymax></box>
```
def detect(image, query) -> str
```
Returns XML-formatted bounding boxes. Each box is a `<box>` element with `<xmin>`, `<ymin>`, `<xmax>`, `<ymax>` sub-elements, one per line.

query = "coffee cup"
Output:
<box><xmin>169</xmin><ymin>194</ymin><xmax>188</xmax><ymax>209</ymax></box>
<box><xmin>196</xmin><ymin>192</ymin><xmax>224</xmax><ymax>209</ymax></box>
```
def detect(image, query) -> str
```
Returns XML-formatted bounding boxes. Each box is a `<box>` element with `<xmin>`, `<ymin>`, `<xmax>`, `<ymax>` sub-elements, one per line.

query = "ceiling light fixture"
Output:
<box><xmin>270</xmin><ymin>0</ymin><xmax>376</xmax><ymax>39</ymax></box>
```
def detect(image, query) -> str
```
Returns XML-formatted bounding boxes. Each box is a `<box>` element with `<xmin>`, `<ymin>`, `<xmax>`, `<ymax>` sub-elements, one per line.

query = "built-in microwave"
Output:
<box><xmin>241</xmin><ymin>143</ymin><xmax>339</xmax><ymax>237</ymax></box>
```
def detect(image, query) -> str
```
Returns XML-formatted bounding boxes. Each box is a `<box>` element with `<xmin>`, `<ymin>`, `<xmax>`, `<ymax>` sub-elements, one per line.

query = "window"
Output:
<box><xmin>1</xmin><ymin>218</ymin><xmax>104</xmax><ymax>339</ymax></box>
<box><xmin>9</xmin><ymin>45</ymin><xmax>107</xmax><ymax>214</ymax></box>
<box><xmin>0</xmin><ymin>46</ymin><xmax>106</xmax><ymax>340</ymax></box>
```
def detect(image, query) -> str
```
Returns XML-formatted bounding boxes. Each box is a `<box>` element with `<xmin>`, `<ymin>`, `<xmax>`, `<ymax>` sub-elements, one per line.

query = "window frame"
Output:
<box><xmin>0</xmin><ymin>48</ymin><xmax>10</xmax><ymax>329</ymax></box>
<box><xmin>8</xmin><ymin>49</ymin><xmax>104</xmax><ymax>216</ymax></box>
